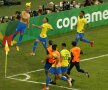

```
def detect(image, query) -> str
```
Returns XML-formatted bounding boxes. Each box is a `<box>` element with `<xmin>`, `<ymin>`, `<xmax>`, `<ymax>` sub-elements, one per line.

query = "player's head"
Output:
<box><xmin>61</xmin><ymin>43</ymin><xmax>66</xmax><ymax>49</ymax></box>
<box><xmin>52</xmin><ymin>44</ymin><xmax>57</xmax><ymax>51</ymax></box>
<box><xmin>25</xmin><ymin>2</ymin><xmax>31</xmax><ymax>13</ymax></box>
<box><xmin>43</xmin><ymin>17</ymin><xmax>49</xmax><ymax>23</ymax></box>
<box><xmin>72</xmin><ymin>41</ymin><xmax>77</xmax><ymax>47</ymax></box>
<box><xmin>80</xmin><ymin>11</ymin><xmax>85</xmax><ymax>17</ymax></box>
<box><xmin>48</xmin><ymin>40</ymin><xmax>53</xmax><ymax>46</ymax></box>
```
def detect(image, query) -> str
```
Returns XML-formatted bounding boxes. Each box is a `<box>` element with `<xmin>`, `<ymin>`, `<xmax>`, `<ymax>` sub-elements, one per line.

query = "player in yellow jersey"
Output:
<box><xmin>75</xmin><ymin>11</ymin><xmax>94</xmax><ymax>47</ymax></box>
<box><xmin>31</xmin><ymin>17</ymin><xmax>53</xmax><ymax>56</ymax></box>
<box><xmin>43</xmin><ymin>44</ymin><xmax>72</xmax><ymax>90</ymax></box>
<box><xmin>60</xmin><ymin>43</ymin><xmax>73</xmax><ymax>80</ymax></box>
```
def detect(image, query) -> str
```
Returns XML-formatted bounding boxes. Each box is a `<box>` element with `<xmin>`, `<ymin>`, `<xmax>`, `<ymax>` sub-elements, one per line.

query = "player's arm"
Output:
<box><xmin>70</xmin><ymin>52</ymin><xmax>74</xmax><ymax>62</ymax></box>
<box><xmin>32</xmin><ymin>24</ymin><xmax>42</xmax><ymax>29</ymax></box>
<box><xmin>80</xmin><ymin>50</ymin><xmax>83</xmax><ymax>54</ymax></box>
<box><xmin>27</xmin><ymin>18</ymin><xmax>30</xmax><ymax>28</ymax></box>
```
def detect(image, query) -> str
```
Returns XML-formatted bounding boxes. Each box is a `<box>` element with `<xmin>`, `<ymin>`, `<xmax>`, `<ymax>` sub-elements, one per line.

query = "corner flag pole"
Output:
<box><xmin>5</xmin><ymin>40</ymin><xmax>10</xmax><ymax>77</ymax></box>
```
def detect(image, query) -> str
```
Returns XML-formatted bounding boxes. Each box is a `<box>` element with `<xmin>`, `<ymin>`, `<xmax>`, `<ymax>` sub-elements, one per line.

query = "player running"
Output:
<box><xmin>12</xmin><ymin>2</ymin><xmax>31</xmax><ymax>51</ymax></box>
<box><xmin>43</xmin><ymin>44</ymin><xmax>72</xmax><ymax>90</ymax></box>
<box><xmin>44</xmin><ymin>40</ymin><xmax>54</xmax><ymax>76</ymax></box>
<box><xmin>75</xmin><ymin>11</ymin><xmax>94</xmax><ymax>46</ymax></box>
<box><xmin>31</xmin><ymin>17</ymin><xmax>53</xmax><ymax>56</ymax></box>
<box><xmin>67</xmin><ymin>41</ymin><xmax>89</xmax><ymax>78</ymax></box>
<box><xmin>60</xmin><ymin>43</ymin><xmax>73</xmax><ymax>80</ymax></box>
<box><xmin>50</xmin><ymin>43</ymin><xmax>74</xmax><ymax>85</ymax></box>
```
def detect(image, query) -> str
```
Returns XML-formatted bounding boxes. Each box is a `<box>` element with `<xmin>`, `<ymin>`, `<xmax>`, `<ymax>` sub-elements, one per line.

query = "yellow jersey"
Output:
<box><xmin>40</xmin><ymin>23</ymin><xmax>53</xmax><ymax>38</ymax></box>
<box><xmin>77</xmin><ymin>16</ymin><xmax>87</xmax><ymax>33</ymax></box>
<box><xmin>60</xmin><ymin>49</ymin><xmax>71</xmax><ymax>67</ymax></box>
<box><xmin>52</xmin><ymin>51</ymin><xmax>61</xmax><ymax>67</ymax></box>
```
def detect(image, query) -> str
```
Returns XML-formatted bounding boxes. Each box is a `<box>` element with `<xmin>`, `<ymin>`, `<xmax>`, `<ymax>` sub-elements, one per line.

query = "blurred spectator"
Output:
<box><xmin>84</xmin><ymin>0</ymin><xmax>94</xmax><ymax>7</ymax></box>
<box><xmin>63</xmin><ymin>0</ymin><xmax>70</xmax><ymax>10</ymax></box>
<box><xmin>94</xmin><ymin>0</ymin><xmax>100</xmax><ymax>5</ymax></box>
<box><xmin>0</xmin><ymin>0</ymin><xmax>104</xmax><ymax>24</ymax></box>
<box><xmin>38</xmin><ymin>5</ymin><xmax>44</xmax><ymax>15</ymax></box>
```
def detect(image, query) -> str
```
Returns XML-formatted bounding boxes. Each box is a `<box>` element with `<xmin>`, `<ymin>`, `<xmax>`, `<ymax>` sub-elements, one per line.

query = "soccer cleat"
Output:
<box><xmin>85</xmin><ymin>72</ymin><xmax>90</xmax><ymax>78</ymax></box>
<box><xmin>68</xmin><ymin>78</ymin><xmax>72</xmax><ymax>87</ymax></box>
<box><xmin>71</xmin><ymin>79</ymin><xmax>75</xmax><ymax>86</ymax></box>
<box><xmin>30</xmin><ymin>52</ymin><xmax>35</xmax><ymax>56</ymax></box>
<box><xmin>42</xmin><ymin>86</ymin><xmax>49</xmax><ymax>90</ymax></box>
<box><xmin>90</xmin><ymin>41</ymin><xmax>94</xmax><ymax>47</ymax></box>
<box><xmin>16</xmin><ymin>46</ymin><xmax>20</xmax><ymax>51</ymax></box>
<box><xmin>50</xmin><ymin>81</ymin><xmax>56</xmax><ymax>85</ymax></box>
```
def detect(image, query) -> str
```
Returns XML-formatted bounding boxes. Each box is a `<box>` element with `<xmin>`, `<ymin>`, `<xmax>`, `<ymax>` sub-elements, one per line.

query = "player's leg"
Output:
<box><xmin>31</xmin><ymin>36</ymin><xmax>41</xmax><ymax>55</ymax></box>
<box><xmin>42</xmin><ymin>37</ymin><xmax>48</xmax><ymax>53</ymax></box>
<box><xmin>80</xmin><ymin>33</ymin><xmax>94</xmax><ymax>47</ymax></box>
<box><xmin>75</xmin><ymin>33</ymin><xmax>80</xmax><ymax>44</ymax></box>
<box><xmin>67</xmin><ymin>62</ymin><xmax>75</xmax><ymax>75</ymax></box>
<box><xmin>45</xmin><ymin>67</ymin><xmax>55</xmax><ymax>89</ymax></box>
<box><xmin>62</xmin><ymin>67</ymin><xmax>70</xmax><ymax>79</ymax></box>
<box><xmin>75</xmin><ymin>62</ymin><xmax>89</xmax><ymax>78</ymax></box>
<box><xmin>55</xmin><ymin>67</ymin><xmax>72</xmax><ymax>87</ymax></box>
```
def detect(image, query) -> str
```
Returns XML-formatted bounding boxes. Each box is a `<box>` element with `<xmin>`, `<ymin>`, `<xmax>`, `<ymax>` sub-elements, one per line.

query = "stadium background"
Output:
<box><xmin>0</xmin><ymin>0</ymin><xmax>108</xmax><ymax>90</ymax></box>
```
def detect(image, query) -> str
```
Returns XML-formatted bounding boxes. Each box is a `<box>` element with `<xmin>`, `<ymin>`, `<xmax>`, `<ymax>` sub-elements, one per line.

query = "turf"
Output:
<box><xmin>0</xmin><ymin>24</ymin><xmax>108</xmax><ymax>90</ymax></box>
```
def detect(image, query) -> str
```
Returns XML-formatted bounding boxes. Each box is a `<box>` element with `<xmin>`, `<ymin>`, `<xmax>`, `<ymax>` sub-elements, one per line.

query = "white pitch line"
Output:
<box><xmin>81</xmin><ymin>54</ymin><xmax>108</xmax><ymax>62</ymax></box>
<box><xmin>6</xmin><ymin>77</ymin><xmax>78</xmax><ymax>90</ymax></box>
<box><xmin>6</xmin><ymin>54</ymin><xmax>108</xmax><ymax>90</ymax></box>
<box><xmin>7</xmin><ymin>53</ymin><xmax>108</xmax><ymax>78</ymax></box>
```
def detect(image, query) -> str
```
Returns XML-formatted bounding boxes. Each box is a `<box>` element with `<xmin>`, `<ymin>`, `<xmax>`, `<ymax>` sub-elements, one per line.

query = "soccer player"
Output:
<box><xmin>44</xmin><ymin>44</ymin><xmax>72</xmax><ymax>90</ymax></box>
<box><xmin>60</xmin><ymin>43</ymin><xmax>72</xmax><ymax>80</ymax></box>
<box><xmin>12</xmin><ymin>2</ymin><xmax>31</xmax><ymax>51</ymax></box>
<box><xmin>44</xmin><ymin>40</ymin><xmax>54</xmax><ymax>76</ymax></box>
<box><xmin>67</xmin><ymin>41</ymin><xmax>89</xmax><ymax>78</ymax></box>
<box><xmin>31</xmin><ymin>17</ymin><xmax>53</xmax><ymax>56</ymax></box>
<box><xmin>75</xmin><ymin>11</ymin><xmax>94</xmax><ymax>46</ymax></box>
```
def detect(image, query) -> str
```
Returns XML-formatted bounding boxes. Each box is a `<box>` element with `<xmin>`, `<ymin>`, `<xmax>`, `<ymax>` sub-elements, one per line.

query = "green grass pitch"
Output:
<box><xmin>0</xmin><ymin>24</ymin><xmax>108</xmax><ymax>90</ymax></box>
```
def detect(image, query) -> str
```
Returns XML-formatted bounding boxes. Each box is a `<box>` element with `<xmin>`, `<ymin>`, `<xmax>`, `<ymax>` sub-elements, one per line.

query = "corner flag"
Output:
<box><xmin>5</xmin><ymin>40</ymin><xmax>10</xmax><ymax>77</ymax></box>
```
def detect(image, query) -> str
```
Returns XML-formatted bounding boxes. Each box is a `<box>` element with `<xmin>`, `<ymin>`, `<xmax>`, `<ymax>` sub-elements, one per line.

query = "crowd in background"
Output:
<box><xmin>0</xmin><ymin>0</ymin><xmax>104</xmax><ymax>23</ymax></box>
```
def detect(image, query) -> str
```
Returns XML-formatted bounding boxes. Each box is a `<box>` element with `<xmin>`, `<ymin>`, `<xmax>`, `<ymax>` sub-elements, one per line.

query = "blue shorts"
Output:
<box><xmin>48</xmin><ymin>67</ymin><xmax>62</xmax><ymax>75</ymax></box>
<box><xmin>61</xmin><ymin>67</ymin><xmax>68</xmax><ymax>73</ymax></box>
<box><xmin>44</xmin><ymin>62</ymin><xmax>52</xmax><ymax>70</ymax></box>
<box><xmin>16</xmin><ymin>21</ymin><xmax>27</xmax><ymax>33</ymax></box>
<box><xmin>76</xmin><ymin>33</ymin><xmax>84</xmax><ymax>39</ymax></box>
<box><xmin>38</xmin><ymin>36</ymin><xmax>48</xmax><ymax>42</ymax></box>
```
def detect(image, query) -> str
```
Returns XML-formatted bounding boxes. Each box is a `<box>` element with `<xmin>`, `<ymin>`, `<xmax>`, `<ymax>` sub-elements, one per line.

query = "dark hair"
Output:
<box><xmin>62</xmin><ymin>43</ymin><xmax>66</xmax><ymax>47</ymax></box>
<box><xmin>81</xmin><ymin>11</ymin><xmax>85</xmax><ymax>15</ymax></box>
<box><xmin>45</xmin><ymin>17</ymin><xmax>48</xmax><ymax>22</ymax></box>
<box><xmin>49</xmin><ymin>40</ymin><xmax>53</xmax><ymax>45</ymax></box>
<box><xmin>52</xmin><ymin>44</ymin><xmax>57</xmax><ymax>51</ymax></box>
<box><xmin>72</xmin><ymin>41</ymin><xmax>77</xmax><ymax>46</ymax></box>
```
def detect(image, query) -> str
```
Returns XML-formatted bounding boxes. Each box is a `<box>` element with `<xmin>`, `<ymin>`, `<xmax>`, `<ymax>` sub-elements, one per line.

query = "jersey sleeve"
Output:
<box><xmin>83</xmin><ymin>19</ymin><xmax>87</xmax><ymax>24</ymax></box>
<box><xmin>47</xmin><ymin>24</ymin><xmax>53</xmax><ymax>30</ymax></box>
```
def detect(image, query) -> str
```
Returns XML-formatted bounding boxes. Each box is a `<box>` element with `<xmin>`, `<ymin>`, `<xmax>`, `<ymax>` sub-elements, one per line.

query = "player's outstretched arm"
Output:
<box><xmin>32</xmin><ymin>24</ymin><xmax>42</xmax><ymax>29</ymax></box>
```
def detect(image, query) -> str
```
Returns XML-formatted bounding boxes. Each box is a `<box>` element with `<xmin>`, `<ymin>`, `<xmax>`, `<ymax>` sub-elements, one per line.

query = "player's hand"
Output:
<box><xmin>32</xmin><ymin>24</ymin><xmax>35</xmax><ymax>27</ymax></box>
<box><xmin>82</xmin><ymin>29</ymin><xmax>84</xmax><ymax>32</ymax></box>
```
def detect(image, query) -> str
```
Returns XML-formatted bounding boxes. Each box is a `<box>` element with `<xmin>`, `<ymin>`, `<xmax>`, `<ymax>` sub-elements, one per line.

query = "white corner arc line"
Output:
<box><xmin>6</xmin><ymin>54</ymin><xmax>108</xmax><ymax>90</ymax></box>
<box><xmin>6</xmin><ymin>77</ymin><xmax>78</xmax><ymax>90</ymax></box>
<box><xmin>7</xmin><ymin>53</ymin><xmax>108</xmax><ymax>78</ymax></box>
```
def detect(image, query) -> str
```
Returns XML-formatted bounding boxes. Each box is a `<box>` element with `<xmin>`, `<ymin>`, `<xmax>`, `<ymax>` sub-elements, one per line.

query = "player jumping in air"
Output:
<box><xmin>43</xmin><ymin>44</ymin><xmax>72</xmax><ymax>90</ymax></box>
<box><xmin>67</xmin><ymin>41</ymin><xmax>89</xmax><ymax>78</ymax></box>
<box><xmin>75</xmin><ymin>11</ymin><xmax>94</xmax><ymax>46</ymax></box>
<box><xmin>12</xmin><ymin>2</ymin><xmax>31</xmax><ymax>51</ymax></box>
<box><xmin>31</xmin><ymin>17</ymin><xmax>53</xmax><ymax>56</ymax></box>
